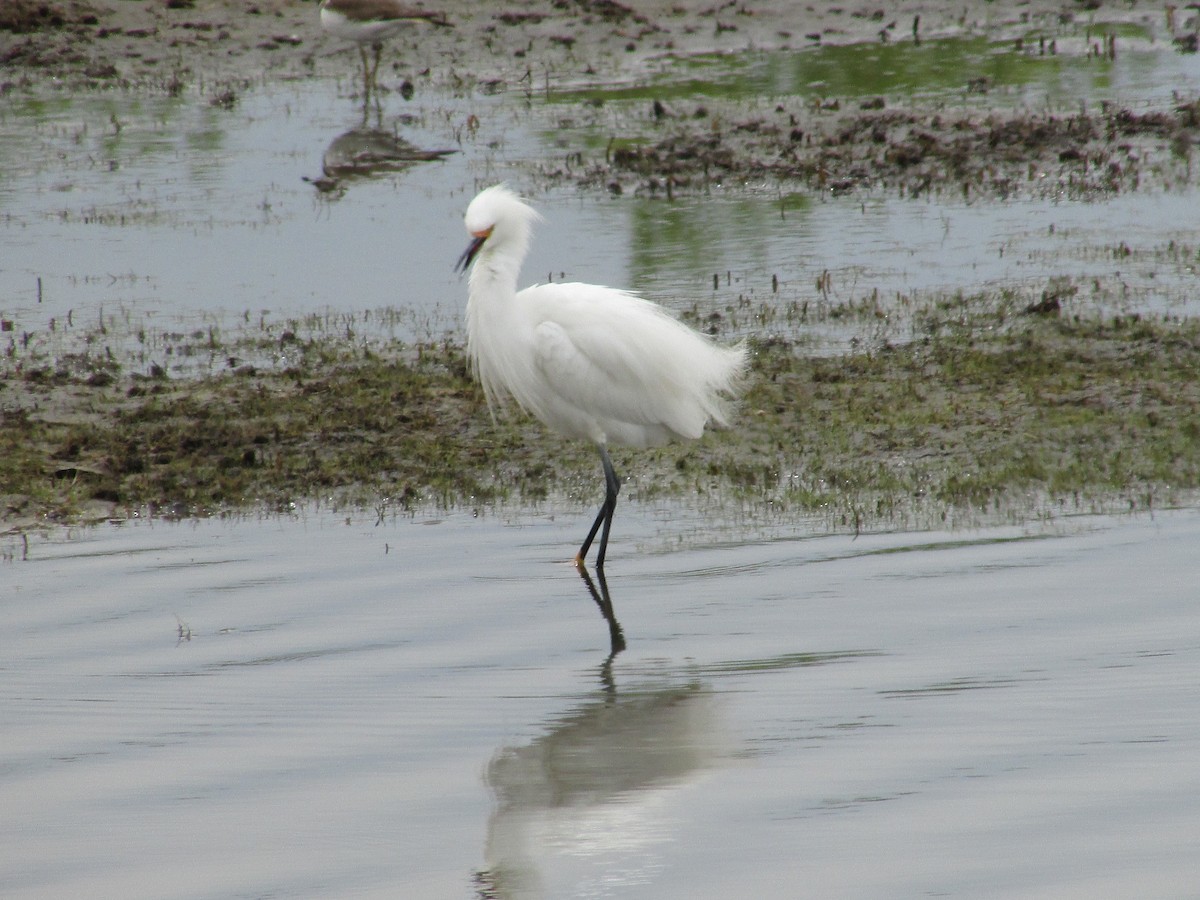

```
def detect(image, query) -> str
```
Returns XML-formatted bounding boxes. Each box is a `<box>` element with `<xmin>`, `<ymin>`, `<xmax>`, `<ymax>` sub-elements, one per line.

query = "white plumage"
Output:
<box><xmin>457</xmin><ymin>185</ymin><xmax>748</xmax><ymax>567</ymax></box>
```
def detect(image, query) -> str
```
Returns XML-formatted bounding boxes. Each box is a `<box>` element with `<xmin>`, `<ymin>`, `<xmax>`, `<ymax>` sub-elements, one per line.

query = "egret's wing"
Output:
<box><xmin>524</xmin><ymin>283</ymin><xmax>738</xmax><ymax>442</ymax></box>
<box><xmin>534</xmin><ymin>319</ymin><xmax>655</xmax><ymax>415</ymax></box>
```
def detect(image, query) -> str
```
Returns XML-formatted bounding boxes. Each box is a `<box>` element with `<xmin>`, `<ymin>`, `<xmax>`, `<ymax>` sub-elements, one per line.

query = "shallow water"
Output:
<box><xmin>3</xmin><ymin>506</ymin><xmax>1199</xmax><ymax>898</ymax></box>
<box><xmin>4</xmin><ymin>37</ymin><xmax>1200</xmax><ymax>897</ymax></box>
<box><xmin>591</xmin><ymin>33</ymin><xmax>1200</xmax><ymax>105</ymax></box>
<box><xmin>3</xmin><ymin>39</ymin><xmax>1200</xmax><ymax>361</ymax></box>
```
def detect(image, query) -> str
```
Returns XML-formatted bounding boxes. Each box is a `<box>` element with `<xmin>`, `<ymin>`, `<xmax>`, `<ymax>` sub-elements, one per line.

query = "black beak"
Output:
<box><xmin>455</xmin><ymin>233</ymin><xmax>487</xmax><ymax>274</ymax></box>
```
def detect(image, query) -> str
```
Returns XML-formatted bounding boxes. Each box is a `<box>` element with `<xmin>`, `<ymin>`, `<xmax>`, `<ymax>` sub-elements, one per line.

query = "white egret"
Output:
<box><xmin>456</xmin><ymin>185</ymin><xmax>749</xmax><ymax>568</ymax></box>
<box><xmin>318</xmin><ymin>0</ymin><xmax>449</xmax><ymax>97</ymax></box>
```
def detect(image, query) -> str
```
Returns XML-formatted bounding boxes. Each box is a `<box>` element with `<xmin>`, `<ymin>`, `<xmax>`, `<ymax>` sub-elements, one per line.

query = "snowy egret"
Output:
<box><xmin>318</xmin><ymin>0</ymin><xmax>449</xmax><ymax>97</ymax></box>
<box><xmin>456</xmin><ymin>185</ymin><xmax>749</xmax><ymax>568</ymax></box>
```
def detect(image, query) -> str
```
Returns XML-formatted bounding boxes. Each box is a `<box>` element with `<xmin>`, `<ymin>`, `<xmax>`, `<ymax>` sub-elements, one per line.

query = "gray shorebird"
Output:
<box><xmin>319</xmin><ymin>0</ymin><xmax>449</xmax><ymax>97</ymax></box>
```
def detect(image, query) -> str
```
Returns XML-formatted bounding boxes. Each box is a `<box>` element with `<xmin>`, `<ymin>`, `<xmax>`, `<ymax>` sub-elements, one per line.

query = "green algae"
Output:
<box><xmin>4</xmin><ymin>296</ymin><xmax>1199</xmax><ymax>534</ymax></box>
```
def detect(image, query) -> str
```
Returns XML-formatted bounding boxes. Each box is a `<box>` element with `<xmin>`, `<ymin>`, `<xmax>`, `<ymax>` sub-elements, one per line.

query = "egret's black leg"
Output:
<box><xmin>594</xmin><ymin>446</ymin><xmax>621</xmax><ymax>567</ymax></box>
<box><xmin>576</xmin><ymin>446</ymin><xmax>620</xmax><ymax>568</ymax></box>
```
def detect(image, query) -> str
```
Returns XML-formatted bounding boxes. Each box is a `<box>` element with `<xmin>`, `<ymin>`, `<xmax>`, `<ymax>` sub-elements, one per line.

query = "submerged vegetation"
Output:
<box><xmin>4</xmin><ymin>291</ymin><xmax>1199</xmax><ymax>534</ymax></box>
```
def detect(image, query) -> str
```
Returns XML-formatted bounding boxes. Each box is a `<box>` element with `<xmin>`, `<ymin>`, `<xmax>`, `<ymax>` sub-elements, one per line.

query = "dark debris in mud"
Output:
<box><xmin>0</xmin><ymin>333</ymin><xmax>596</xmax><ymax>527</ymax></box>
<box><xmin>0</xmin><ymin>1</ymin><xmax>104</xmax><ymax>81</ymax></box>
<box><xmin>0</xmin><ymin>1</ymin><xmax>97</xmax><ymax>34</ymax></box>
<box><xmin>4</xmin><ymin>307</ymin><xmax>1200</xmax><ymax>532</ymax></box>
<box><xmin>551</xmin><ymin>98</ymin><xmax>1200</xmax><ymax>200</ymax></box>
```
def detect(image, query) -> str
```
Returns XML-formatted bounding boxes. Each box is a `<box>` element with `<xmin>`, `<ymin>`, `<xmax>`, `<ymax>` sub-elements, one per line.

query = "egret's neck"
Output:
<box><xmin>466</xmin><ymin>232</ymin><xmax>529</xmax><ymax>325</ymax></box>
<box><xmin>467</xmin><ymin>251</ymin><xmax>520</xmax><ymax>299</ymax></box>
<box><xmin>465</xmin><ymin>251</ymin><xmax>523</xmax><ymax>373</ymax></box>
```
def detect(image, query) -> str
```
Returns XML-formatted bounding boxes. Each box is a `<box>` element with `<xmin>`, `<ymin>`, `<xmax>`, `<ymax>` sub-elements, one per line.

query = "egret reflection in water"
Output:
<box><xmin>475</xmin><ymin>572</ymin><xmax>727</xmax><ymax>898</ymax></box>
<box><xmin>577</xmin><ymin>563</ymin><xmax>626</xmax><ymax>658</ymax></box>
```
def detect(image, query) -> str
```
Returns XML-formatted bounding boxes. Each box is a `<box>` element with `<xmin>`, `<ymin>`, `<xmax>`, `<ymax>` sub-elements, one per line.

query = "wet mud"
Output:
<box><xmin>4</xmin><ymin>1</ymin><xmax>1200</xmax><ymax>532</ymax></box>
<box><xmin>4</xmin><ymin>0</ymin><xmax>1196</xmax><ymax>201</ymax></box>
<box><xmin>564</xmin><ymin>96</ymin><xmax>1200</xmax><ymax>199</ymax></box>
<box><xmin>4</xmin><ymin>303</ymin><xmax>1198</xmax><ymax>533</ymax></box>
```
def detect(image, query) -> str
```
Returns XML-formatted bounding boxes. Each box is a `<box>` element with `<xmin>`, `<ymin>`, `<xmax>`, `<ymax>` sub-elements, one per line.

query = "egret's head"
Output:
<box><xmin>455</xmin><ymin>184</ymin><xmax>541</xmax><ymax>274</ymax></box>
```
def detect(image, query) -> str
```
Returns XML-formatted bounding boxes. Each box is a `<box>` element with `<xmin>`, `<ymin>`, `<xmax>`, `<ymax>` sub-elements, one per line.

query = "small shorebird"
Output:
<box><xmin>318</xmin><ymin>0</ymin><xmax>449</xmax><ymax>97</ymax></box>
